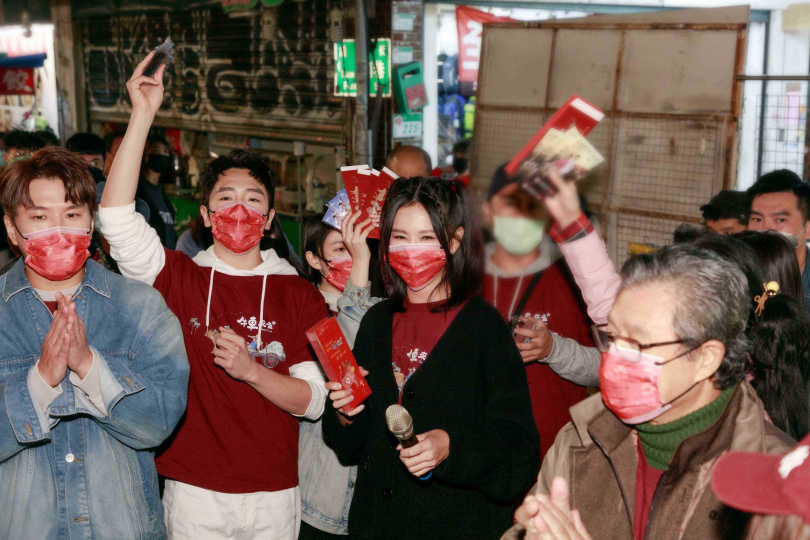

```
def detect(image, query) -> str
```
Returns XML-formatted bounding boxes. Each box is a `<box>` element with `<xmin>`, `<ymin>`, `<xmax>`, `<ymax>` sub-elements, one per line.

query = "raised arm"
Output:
<box><xmin>100</xmin><ymin>52</ymin><xmax>164</xmax><ymax>209</ymax></box>
<box><xmin>98</xmin><ymin>53</ymin><xmax>168</xmax><ymax>285</ymax></box>
<box><xmin>337</xmin><ymin>211</ymin><xmax>382</xmax><ymax>348</ymax></box>
<box><xmin>543</xmin><ymin>172</ymin><xmax>620</xmax><ymax>325</ymax></box>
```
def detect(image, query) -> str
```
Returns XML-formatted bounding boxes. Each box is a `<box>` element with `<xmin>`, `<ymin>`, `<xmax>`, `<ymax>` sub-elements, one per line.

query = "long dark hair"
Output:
<box><xmin>379</xmin><ymin>177</ymin><xmax>483</xmax><ymax>311</ymax></box>
<box><xmin>748</xmin><ymin>294</ymin><xmax>810</xmax><ymax>440</ymax></box>
<box><xmin>302</xmin><ymin>214</ymin><xmax>335</xmax><ymax>286</ymax></box>
<box><xmin>693</xmin><ymin>232</ymin><xmax>810</xmax><ymax>439</ymax></box>
<box><xmin>734</xmin><ymin>230</ymin><xmax>804</xmax><ymax>311</ymax></box>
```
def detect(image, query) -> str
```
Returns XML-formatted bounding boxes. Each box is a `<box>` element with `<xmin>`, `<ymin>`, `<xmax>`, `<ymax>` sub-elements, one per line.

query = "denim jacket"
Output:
<box><xmin>299</xmin><ymin>279</ymin><xmax>379</xmax><ymax>535</ymax></box>
<box><xmin>0</xmin><ymin>260</ymin><xmax>189</xmax><ymax>539</ymax></box>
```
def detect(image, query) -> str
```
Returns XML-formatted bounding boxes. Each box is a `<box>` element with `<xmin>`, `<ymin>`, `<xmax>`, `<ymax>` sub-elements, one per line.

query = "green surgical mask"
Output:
<box><xmin>493</xmin><ymin>216</ymin><xmax>545</xmax><ymax>256</ymax></box>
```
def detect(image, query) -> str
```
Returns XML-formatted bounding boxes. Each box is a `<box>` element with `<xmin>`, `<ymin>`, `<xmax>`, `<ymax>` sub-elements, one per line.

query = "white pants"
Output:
<box><xmin>163</xmin><ymin>479</ymin><xmax>301</xmax><ymax>540</ymax></box>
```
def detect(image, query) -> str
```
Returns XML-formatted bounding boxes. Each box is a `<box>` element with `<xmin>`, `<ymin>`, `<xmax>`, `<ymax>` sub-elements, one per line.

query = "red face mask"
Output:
<box><xmin>20</xmin><ymin>226</ymin><xmax>91</xmax><ymax>281</ymax></box>
<box><xmin>210</xmin><ymin>203</ymin><xmax>268</xmax><ymax>254</ymax></box>
<box><xmin>388</xmin><ymin>244</ymin><xmax>447</xmax><ymax>291</ymax></box>
<box><xmin>324</xmin><ymin>254</ymin><xmax>353</xmax><ymax>292</ymax></box>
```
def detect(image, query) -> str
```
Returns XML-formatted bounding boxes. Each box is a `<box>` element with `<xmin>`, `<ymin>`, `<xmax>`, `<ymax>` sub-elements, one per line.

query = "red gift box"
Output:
<box><xmin>306</xmin><ymin>317</ymin><xmax>371</xmax><ymax>412</ymax></box>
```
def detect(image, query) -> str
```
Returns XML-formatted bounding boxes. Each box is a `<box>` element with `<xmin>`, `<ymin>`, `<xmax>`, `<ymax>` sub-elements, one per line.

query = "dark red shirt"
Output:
<box><xmin>153</xmin><ymin>249</ymin><xmax>327</xmax><ymax>494</ymax></box>
<box><xmin>484</xmin><ymin>260</ymin><xmax>590</xmax><ymax>459</ymax></box>
<box><xmin>391</xmin><ymin>300</ymin><xmax>463</xmax><ymax>401</ymax></box>
<box><xmin>634</xmin><ymin>440</ymin><xmax>665</xmax><ymax>540</ymax></box>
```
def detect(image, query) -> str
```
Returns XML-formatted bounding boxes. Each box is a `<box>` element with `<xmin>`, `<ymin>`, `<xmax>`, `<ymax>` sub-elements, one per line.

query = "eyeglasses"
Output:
<box><xmin>591</xmin><ymin>324</ymin><xmax>686</xmax><ymax>363</ymax></box>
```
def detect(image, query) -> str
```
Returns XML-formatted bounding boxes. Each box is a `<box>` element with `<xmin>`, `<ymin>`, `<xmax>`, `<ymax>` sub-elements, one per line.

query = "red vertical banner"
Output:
<box><xmin>456</xmin><ymin>6</ymin><xmax>513</xmax><ymax>95</ymax></box>
<box><xmin>0</xmin><ymin>68</ymin><xmax>34</xmax><ymax>95</ymax></box>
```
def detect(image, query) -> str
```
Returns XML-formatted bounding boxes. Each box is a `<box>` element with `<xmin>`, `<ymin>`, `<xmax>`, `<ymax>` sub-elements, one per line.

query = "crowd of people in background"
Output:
<box><xmin>3</xmin><ymin>50</ymin><xmax>810</xmax><ymax>540</ymax></box>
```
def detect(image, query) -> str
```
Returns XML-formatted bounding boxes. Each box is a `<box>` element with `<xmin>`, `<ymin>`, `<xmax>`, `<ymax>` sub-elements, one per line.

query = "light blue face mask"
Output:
<box><xmin>493</xmin><ymin>216</ymin><xmax>545</xmax><ymax>256</ymax></box>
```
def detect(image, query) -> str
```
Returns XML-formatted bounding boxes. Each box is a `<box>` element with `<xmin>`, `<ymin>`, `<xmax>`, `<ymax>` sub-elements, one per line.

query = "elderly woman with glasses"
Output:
<box><xmin>502</xmin><ymin>244</ymin><xmax>794</xmax><ymax>540</ymax></box>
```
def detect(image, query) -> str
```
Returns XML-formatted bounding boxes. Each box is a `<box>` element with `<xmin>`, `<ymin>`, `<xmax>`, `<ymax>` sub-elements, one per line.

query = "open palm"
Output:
<box><xmin>125</xmin><ymin>51</ymin><xmax>165</xmax><ymax>116</ymax></box>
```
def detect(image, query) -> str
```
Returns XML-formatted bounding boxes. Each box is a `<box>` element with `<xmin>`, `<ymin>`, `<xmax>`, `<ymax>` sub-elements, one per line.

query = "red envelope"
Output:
<box><xmin>341</xmin><ymin>165</ymin><xmax>369</xmax><ymax>214</ymax></box>
<box><xmin>306</xmin><ymin>317</ymin><xmax>371</xmax><ymax>412</ymax></box>
<box><xmin>506</xmin><ymin>95</ymin><xmax>604</xmax><ymax>176</ymax></box>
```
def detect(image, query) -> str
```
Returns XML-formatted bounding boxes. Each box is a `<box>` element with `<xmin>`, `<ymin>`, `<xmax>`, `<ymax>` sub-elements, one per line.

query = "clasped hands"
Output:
<box><xmin>38</xmin><ymin>293</ymin><xmax>94</xmax><ymax>387</ymax></box>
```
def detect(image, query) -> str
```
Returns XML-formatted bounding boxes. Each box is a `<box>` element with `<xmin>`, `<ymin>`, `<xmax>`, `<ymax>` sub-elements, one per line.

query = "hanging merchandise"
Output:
<box><xmin>440</xmin><ymin>54</ymin><xmax>459</xmax><ymax>96</ymax></box>
<box><xmin>463</xmin><ymin>97</ymin><xmax>476</xmax><ymax>137</ymax></box>
<box><xmin>441</xmin><ymin>94</ymin><xmax>466</xmax><ymax>134</ymax></box>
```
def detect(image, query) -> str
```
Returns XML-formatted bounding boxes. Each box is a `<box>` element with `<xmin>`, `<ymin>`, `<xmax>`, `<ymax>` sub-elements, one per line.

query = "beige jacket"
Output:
<box><xmin>502</xmin><ymin>383</ymin><xmax>794</xmax><ymax>540</ymax></box>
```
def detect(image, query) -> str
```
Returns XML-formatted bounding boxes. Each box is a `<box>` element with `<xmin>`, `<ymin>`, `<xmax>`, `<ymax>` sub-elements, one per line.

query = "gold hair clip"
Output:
<box><xmin>754</xmin><ymin>281</ymin><xmax>780</xmax><ymax>316</ymax></box>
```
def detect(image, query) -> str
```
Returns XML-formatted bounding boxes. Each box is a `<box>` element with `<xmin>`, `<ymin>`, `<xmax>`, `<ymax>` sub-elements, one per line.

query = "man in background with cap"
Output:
<box><xmin>701</xmin><ymin>189</ymin><xmax>749</xmax><ymax>234</ymax></box>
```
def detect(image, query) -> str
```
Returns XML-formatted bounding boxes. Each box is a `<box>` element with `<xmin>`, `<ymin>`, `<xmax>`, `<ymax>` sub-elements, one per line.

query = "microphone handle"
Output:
<box><xmin>399</xmin><ymin>433</ymin><xmax>420</xmax><ymax>449</ymax></box>
<box><xmin>397</xmin><ymin>432</ymin><xmax>432</xmax><ymax>481</ymax></box>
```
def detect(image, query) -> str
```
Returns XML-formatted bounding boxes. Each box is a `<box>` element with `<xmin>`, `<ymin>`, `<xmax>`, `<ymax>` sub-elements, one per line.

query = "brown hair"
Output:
<box><xmin>0</xmin><ymin>146</ymin><xmax>97</xmax><ymax>219</ymax></box>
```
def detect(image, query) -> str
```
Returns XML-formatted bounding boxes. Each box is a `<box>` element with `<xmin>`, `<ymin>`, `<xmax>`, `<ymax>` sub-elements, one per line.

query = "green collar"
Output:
<box><xmin>636</xmin><ymin>387</ymin><xmax>734</xmax><ymax>470</ymax></box>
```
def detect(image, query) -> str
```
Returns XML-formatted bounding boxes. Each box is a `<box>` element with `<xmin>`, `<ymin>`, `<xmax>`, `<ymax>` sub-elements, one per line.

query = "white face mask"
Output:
<box><xmin>778</xmin><ymin>230</ymin><xmax>800</xmax><ymax>249</ymax></box>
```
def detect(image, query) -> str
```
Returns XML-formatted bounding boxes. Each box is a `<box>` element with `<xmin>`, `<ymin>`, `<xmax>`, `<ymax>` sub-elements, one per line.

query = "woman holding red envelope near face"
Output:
<box><xmin>322</xmin><ymin>176</ymin><xmax>540</xmax><ymax>540</ymax></box>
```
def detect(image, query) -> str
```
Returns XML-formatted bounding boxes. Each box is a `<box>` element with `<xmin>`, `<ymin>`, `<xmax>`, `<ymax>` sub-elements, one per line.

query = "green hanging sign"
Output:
<box><xmin>333</xmin><ymin>39</ymin><xmax>391</xmax><ymax>98</ymax></box>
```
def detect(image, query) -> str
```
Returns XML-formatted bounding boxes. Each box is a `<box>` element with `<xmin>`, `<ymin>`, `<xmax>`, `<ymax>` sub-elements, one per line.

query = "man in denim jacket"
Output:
<box><xmin>0</xmin><ymin>147</ymin><xmax>189</xmax><ymax>539</ymax></box>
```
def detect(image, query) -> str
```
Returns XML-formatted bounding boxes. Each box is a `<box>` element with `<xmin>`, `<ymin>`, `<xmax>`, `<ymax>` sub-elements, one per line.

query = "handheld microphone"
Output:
<box><xmin>385</xmin><ymin>404</ymin><xmax>432</xmax><ymax>480</ymax></box>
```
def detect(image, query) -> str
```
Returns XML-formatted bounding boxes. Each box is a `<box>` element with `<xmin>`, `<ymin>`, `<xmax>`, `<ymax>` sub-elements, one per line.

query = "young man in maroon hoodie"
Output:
<box><xmin>482</xmin><ymin>164</ymin><xmax>599</xmax><ymax>459</ymax></box>
<box><xmin>98</xmin><ymin>53</ymin><xmax>328</xmax><ymax>538</ymax></box>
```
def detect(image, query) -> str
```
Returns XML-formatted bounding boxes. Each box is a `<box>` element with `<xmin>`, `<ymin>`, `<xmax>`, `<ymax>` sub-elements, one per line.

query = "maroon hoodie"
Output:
<box><xmin>484</xmin><ymin>243</ymin><xmax>592</xmax><ymax>459</ymax></box>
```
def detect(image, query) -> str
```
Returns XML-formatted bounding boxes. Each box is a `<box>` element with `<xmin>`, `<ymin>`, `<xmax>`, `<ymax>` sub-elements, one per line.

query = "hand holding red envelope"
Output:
<box><xmin>324</xmin><ymin>165</ymin><xmax>399</xmax><ymax>238</ymax></box>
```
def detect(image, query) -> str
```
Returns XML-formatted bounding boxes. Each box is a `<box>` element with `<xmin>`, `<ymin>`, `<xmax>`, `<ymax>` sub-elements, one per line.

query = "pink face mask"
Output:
<box><xmin>388</xmin><ymin>244</ymin><xmax>447</xmax><ymax>291</ymax></box>
<box><xmin>324</xmin><ymin>254</ymin><xmax>352</xmax><ymax>292</ymax></box>
<box><xmin>21</xmin><ymin>226</ymin><xmax>91</xmax><ymax>281</ymax></box>
<box><xmin>599</xmin><ymin>343</ymin><xmax>674</xmax><ymax>424</ymax></box>
<box><xmin>210</xmin><ymin>203</ymin><xmax>268</xmax><ymax>254</ymax></box>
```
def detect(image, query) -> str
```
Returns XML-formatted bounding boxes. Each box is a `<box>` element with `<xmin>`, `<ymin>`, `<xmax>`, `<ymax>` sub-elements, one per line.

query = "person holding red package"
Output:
<box><xmin>97</xmin><ymin>53</ymin><xmax>328</xmax><ymax>538</ymax></box>
<box><xmin>298</xmin><ymin>210</ymin><xmax>382</xmax><ymax>538</ymax></box>
<box><xmin>322</xmin><ymin>176</ymin><xmax>540</xmax><ymax>539</ymax></box>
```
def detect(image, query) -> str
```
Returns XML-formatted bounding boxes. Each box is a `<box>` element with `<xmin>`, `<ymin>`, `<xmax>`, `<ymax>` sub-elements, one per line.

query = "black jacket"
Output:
<box><xmin>323</xmin><ymin>297</ymin><xmax>541</xmax><ymax>540</ymax></box>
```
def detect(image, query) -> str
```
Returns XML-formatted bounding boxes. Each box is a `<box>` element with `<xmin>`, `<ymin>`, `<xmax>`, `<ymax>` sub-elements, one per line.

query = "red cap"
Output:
<box><xmin>711</xmin><ymin>434</ymin><xmax>810</xmax><ymax>523</ymax></box>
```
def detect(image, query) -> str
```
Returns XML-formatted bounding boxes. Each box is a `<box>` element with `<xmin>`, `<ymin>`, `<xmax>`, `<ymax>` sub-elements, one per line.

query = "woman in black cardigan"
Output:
<box><xmin>323</xmin><ymin>177</ymin><xmax>540</xmax><ymax>539</ymax></box>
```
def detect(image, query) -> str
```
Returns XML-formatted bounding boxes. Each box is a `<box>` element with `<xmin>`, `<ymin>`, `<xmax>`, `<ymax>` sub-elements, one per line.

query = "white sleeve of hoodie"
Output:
<box><xmin>289</xmin><ymin>361</ymin><xmax>328</xmax><ymax>420</ymax></box>
<box><xmin>97</xmin><ymin>203</ymin><xmax>166</xmax><ymax>286</ymax></box>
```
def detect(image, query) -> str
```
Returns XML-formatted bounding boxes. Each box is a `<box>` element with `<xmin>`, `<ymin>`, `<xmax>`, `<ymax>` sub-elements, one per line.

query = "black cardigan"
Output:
<box><xmin>322</xmin><ymin>296</ymin><xmax>541</xmax><ymax>540</ymax></box>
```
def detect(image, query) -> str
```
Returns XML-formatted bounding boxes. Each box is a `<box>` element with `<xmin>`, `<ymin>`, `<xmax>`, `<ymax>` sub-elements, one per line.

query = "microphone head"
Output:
<box><xmin>385</xmin><ymin>404</ymin><xmax>413</xmax><ymax>439</ymax></box>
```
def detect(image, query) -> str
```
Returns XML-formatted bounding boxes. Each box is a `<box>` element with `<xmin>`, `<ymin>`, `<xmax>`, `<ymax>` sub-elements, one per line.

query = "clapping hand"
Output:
<box><xmin>515</xmin><ymin>478</ymin><xmax>592</xmax><ymax>540</ymax></box>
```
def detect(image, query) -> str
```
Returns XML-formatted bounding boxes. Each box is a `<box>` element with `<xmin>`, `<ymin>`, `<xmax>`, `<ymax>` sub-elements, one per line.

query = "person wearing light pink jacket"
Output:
<box><xmin>526</xmin><ymin>172</ymin><xmax>622</xmax><ymax>388</ymax></box>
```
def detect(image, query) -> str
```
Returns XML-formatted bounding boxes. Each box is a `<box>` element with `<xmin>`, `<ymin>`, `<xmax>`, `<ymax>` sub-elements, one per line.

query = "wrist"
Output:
<box><xmin>37</xmin><ymin>362</ymin><xmax>61</xmax><ymax>388</ymax></box>
<box><xmin>556</xmin><ymin>211</ymin><xmax>581</xmax><ymax>229</ymax></box>
<box><xmin>242</xmin><ymin>360</ymin><xmax>262</xmax><ymax>385</ymax></box>
<box><xmin>71</xmin><ymin>349</ymin><xmax>94</xmax><ymax>381</ymax></box>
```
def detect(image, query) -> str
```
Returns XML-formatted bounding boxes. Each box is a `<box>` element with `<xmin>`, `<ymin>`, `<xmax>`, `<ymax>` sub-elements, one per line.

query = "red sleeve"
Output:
<box><xmin>286</xmin><ymin>281</ymin><xmax>330</xmax><ymax>369</ymax></box>
<box><xmin>153</xmin><ymin>248</ymin><xmax>193</xmax><ymax>297</ymax></box>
